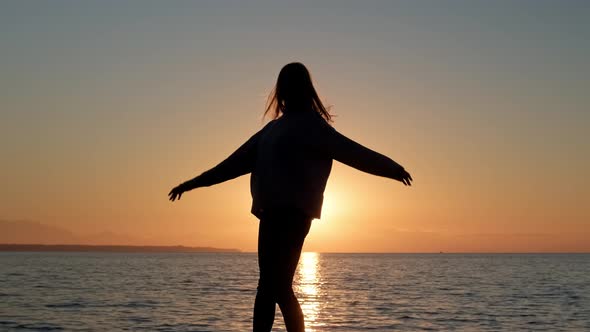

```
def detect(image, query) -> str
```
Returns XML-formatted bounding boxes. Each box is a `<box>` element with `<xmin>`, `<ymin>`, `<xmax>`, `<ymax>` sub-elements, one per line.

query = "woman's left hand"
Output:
<box><xmin>168</xmin><ymin>183</ymin><xmax>186</xmax><ymax>201</ymax></box>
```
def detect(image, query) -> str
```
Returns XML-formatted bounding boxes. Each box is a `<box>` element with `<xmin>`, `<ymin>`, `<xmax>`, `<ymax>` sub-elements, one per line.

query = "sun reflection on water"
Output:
<box><xmin>297</xmin><ymin>252</ymin><xmax>322</xmax><ymax>331</ymax></box>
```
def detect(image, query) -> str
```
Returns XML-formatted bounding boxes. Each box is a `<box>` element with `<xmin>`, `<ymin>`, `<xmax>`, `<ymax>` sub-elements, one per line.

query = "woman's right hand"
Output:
<box><xmin>397</xmin><ymin>169</ymin><xmax>413</xmax><ymax>186</ymax></box>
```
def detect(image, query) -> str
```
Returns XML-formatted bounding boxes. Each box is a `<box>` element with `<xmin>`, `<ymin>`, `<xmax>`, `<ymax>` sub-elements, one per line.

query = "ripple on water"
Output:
<box><xmin>12</xmin><ymin>323</ymin><xmax>64</xmax><ymax>330</ymax></box>
<box><xmin>45</xmin><ymin>302</ymin><xmax>86</xmax><ymax>309</ymax></box>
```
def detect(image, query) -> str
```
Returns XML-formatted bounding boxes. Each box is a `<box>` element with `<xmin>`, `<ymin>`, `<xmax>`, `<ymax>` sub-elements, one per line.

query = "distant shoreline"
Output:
<box><xmin>0</xmin><ymin>244</ymin><xmax>240</xmax><ymax>253</ymax></box>
<box><xmin>0</xmin><ymin>245</ymin><xmax>587</xmax><ymax>254</ymax></box>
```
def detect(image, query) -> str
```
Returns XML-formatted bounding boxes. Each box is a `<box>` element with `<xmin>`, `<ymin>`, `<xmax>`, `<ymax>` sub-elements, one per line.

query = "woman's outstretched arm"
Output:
<box><xmin>168</xmin><ymin>128</ymin><xmax>264</xmax><ymax>201</ymax></box>
<box><xmin>317</xmin><ymin>123</ymin><xmax>413</xmax><ymax>186</ymax></box>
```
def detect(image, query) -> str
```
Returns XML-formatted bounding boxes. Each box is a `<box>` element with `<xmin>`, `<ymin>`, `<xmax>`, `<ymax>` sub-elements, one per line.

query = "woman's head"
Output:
<box><xmin>265</xmin><ymin>62</ymin><xmax>332</xmax><ymax>122</ymax></box>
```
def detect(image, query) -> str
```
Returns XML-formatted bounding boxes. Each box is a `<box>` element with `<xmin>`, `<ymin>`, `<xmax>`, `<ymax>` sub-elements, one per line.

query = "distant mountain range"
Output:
<box><xmin>0</xmin><ymin>244</ymin><xmax>240</xmax><ymax>253</ymax></box>
<box><xmin>0</xmin><ymin>220</ymin><xmax>80</xmax><ymax>244</ymax></box>
<box><xmin>0</xmin><ymin>220</ymin><xmax>239</xmax><ymax>252</ymax></box>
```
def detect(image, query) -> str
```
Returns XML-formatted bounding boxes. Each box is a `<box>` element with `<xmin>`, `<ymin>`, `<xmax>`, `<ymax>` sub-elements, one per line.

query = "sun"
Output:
<box><xmin>319</xmin><ymin>184</ymin><xmax>352</xmax><ymax>222</ymax></box>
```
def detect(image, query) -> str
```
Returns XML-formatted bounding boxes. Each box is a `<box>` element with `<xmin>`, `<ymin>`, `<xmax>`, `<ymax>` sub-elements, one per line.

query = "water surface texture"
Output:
<box><xmin>1</xmin><ymin>253</ymin><xmax>589</xmax><ymax>331</ymax></box>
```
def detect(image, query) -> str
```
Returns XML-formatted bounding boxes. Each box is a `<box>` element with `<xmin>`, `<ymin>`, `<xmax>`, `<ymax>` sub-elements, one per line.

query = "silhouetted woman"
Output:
<box><xmin>169</xmin><ymin>62</ymin><xmax>412</xmax><ymax>332</ymax></box>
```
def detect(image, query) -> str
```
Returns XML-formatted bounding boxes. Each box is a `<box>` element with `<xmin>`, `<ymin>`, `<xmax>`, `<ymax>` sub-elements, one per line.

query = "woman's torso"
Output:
<box><xmin>250</xmin><ymin>111</ymin><xmax>333</xmax><ymax>219</ymax></box>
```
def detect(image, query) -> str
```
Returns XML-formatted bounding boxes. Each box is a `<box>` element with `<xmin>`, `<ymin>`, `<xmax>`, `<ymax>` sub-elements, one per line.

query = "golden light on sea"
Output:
<box><xmin>297</xmin><ymin>252</ymin><xmax>323</xmax><ymax>331</ymax></box>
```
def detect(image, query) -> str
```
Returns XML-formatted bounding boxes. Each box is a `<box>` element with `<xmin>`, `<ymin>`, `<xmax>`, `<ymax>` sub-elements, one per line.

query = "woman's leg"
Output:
<box><xmin>253</xmin><ymin>220</ymin><xmax>278</xmax><ymax>332</ymax></box>
<box><xmin>253</xmin><ymin>212</ymin><xmax>312</xmax><ymax>332</ymax></box>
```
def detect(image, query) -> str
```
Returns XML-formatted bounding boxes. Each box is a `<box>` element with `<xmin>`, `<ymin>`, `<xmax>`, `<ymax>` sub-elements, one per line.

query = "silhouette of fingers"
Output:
<box><xmin>169</xmin><ymin>186</ymin><xmax>184</xmax><ymax>201</ymax></box>
<box><xmin>402</xmin><ymin>176</ymin><xmax>411</xmax><ymax>186</ymax></box>
<box><xmin>400</xmin><ymin>170</ymin><xmax>412</xmax><ymax>186</ymax></box>
<box><xmin>169</xmin><ymin>188</ymin><xmax>179</xmax><ymax>201</ymax></box>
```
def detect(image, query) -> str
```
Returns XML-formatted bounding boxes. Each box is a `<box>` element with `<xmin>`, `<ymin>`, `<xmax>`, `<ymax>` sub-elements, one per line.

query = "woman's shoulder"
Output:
<box><xmin>297</xmin><ymin>110</ymin><xmax>331</xmax><ymax>126</ymax></box>
<box><xmin>295</xmin><ymin>112</ymin><xmax>337</xmax><ymax>142</ymax></box>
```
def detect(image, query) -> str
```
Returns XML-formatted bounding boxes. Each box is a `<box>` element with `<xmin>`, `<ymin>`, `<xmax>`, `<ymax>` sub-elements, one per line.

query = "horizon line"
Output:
<box><xmin>0</xmin><ymin>244</ymin><xmax>588</xmax><ymax>254</ymax></box>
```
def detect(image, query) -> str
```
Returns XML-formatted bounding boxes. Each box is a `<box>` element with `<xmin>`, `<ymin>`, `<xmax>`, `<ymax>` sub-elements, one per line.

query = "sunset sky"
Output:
<box><xmin>1</xmin><ymin>1</ymin><xmax>588</xmax><ymax>252</ymax></box>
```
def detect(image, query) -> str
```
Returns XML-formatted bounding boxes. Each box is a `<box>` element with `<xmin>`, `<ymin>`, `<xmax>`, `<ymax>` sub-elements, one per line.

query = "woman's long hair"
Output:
<box><xmin>264</xmin><ymin>62</ymin><xmax>332</xmax><ymax>123</ymax></box>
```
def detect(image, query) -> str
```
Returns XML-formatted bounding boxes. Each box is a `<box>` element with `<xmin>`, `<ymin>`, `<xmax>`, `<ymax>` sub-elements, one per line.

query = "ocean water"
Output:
<box><xmin>1</xmin><ymin>253</ymin><xmax>589</xmax><ymax>331</ymax></box>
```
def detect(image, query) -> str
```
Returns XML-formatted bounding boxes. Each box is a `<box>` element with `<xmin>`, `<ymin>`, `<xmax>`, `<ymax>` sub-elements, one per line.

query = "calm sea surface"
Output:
<box><xmin>1</xmin><ymin>252</ymin><xmax>589</xmax><ymax>331</ymax></box>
